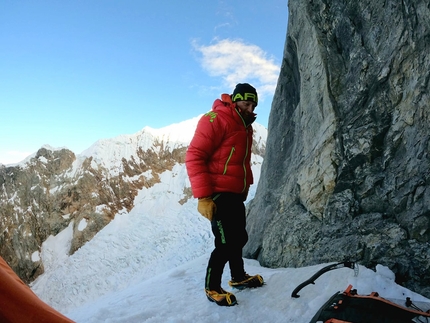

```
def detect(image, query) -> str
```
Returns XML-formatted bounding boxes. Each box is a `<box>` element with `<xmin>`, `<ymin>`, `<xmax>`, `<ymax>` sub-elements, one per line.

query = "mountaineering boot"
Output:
<box><xmin>228</xmin><ymin>273</ymin><xmax>264</xmax><ymax>289</ymax></box>
<box><xmin>205</xmin><ymin>288</ymin><xmax>237</xmax><ymax>306</ymax></box>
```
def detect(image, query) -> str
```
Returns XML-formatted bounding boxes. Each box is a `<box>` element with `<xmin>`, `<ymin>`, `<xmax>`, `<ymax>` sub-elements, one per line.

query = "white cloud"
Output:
<box><xmin>193</xmin><ymin>38</ymin><xmax>280</xmax><ymax>100</ymax></box>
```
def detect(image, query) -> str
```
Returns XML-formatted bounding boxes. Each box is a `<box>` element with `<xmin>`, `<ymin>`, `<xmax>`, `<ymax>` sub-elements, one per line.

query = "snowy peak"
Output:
<box><xmin>80</xmin><ymin>117</ymin><xmax>202</xmax><ymax>169</ymax></box>
<box><xmin>80</xmin><ymin>116</ymin><xmax>267</xmax><ymax>173</ymax></box>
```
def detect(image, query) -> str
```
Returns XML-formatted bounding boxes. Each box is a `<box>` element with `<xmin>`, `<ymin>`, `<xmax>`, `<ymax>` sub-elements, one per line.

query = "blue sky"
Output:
<box><xmin>0</xmin><ymin>0</ymin><xmax>288</xmax><ymax>165</ymax></box>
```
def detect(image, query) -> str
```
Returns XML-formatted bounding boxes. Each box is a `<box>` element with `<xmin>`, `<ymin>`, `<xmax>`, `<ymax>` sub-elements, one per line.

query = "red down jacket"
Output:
<box><xmin>186</xmin><ymin>94</ymin><xmax>255</xmax><ymax>198</ymax></box>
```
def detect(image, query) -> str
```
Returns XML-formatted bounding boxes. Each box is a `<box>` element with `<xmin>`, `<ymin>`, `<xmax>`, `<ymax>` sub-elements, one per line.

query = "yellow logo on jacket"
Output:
<box><xmin>204</xmin><ymin>111</ymin><xmax>217</xmax><ymax>123</ymax></box>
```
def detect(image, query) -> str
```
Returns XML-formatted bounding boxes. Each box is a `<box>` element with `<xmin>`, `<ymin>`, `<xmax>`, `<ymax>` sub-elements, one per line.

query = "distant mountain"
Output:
<box><xmin>0</xmin><ymin>117</ymin><xmax>267</xmax><ymax>283</ymax></box>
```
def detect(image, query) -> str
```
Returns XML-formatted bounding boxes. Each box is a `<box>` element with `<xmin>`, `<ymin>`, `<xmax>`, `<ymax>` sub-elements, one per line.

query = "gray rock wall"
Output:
<box><xmin>245</xmin><ymin>0</ymin><xmax>430</xmax><ymax>297</ymax></box>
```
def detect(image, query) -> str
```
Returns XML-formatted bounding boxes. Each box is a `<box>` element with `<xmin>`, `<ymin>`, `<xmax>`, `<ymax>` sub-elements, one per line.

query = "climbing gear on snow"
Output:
<box><xmin>291</xmin><ymin>261</ymin><xmax>358</xmax><ymax>298</ymax></box>
<box><xmin>309</xmin><ymin>284</ymin><xmax>430</xmax><ymax>323</ymax></box>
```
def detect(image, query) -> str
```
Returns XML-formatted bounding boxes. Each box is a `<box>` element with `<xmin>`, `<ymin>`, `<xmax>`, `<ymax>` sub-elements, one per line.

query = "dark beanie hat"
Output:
<box><xmin>232</xmin><ymin>83</ymin><xmax>258</xmax><ymax>106</ymax></box>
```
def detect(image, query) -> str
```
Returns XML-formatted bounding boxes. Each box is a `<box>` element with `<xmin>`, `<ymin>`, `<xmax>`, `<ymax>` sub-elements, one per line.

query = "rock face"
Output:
<box><xmin>0</xmin><ymin>120</ymin><xmax>267</xmax><ymax>284</ymax></box>
<box><xmin>245</xmin><ymin>0</ymin><xmax>430</xmax><ymax>297</ymax></box>
<box><xmin>0</xmin><ymin>142</ymin><xmax>186</xmax><ymax>283</ymax></box>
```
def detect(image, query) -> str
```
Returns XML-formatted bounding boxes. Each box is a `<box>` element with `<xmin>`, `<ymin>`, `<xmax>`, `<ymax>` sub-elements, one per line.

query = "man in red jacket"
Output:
<box><xmin>185</xmin><ymin>83</ymin><xmax>264</xmax><ymax>306</ymax></box>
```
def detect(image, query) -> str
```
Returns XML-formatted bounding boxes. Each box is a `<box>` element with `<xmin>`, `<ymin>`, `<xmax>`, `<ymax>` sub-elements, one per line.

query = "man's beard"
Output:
<box><xmin>241</xmin><ymin>111</ymin><xmax>256</xmax><ymax>125</ymax></box>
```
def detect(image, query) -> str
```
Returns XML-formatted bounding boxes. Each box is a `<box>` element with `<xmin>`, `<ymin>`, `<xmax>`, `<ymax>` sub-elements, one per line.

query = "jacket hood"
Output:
<box><xmin>212</xmin><ymin>94</ymin><xmax>256</xmax><ymax>127</ymax></box>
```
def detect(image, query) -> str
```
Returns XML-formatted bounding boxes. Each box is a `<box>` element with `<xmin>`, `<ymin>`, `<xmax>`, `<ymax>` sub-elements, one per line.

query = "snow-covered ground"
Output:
<box><xmin>28</xmin><ymin>120</ymin><xmax>429</xmax><ymax>322</ymax></box>
<box><xmin>65</xmin><ymin>258</ymin><xmax>429</xmax><ymax>323</ymax></box>
<box><xmin>31</xmin><ymin>183</ymin><xmax>430</xmax><ymax>322</ymax></box>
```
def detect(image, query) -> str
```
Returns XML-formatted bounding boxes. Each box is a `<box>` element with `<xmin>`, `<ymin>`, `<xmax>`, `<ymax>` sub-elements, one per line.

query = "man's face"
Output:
<box><xmin>236</xmin><ymin>101</ymin><xmax>257</xmax><ymax>118</ymax></box>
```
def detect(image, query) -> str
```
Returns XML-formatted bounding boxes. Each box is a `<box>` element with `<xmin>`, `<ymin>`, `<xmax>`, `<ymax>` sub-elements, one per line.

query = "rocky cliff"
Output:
<box><xmin>0</xmin><ymin>144</ymin><xmax>185</xmax><ymax>283</ymax></box>
<box><xmin>245</xmin><ymin>0</ymin><xmax>430</xmax><ymax>297</ymax></box>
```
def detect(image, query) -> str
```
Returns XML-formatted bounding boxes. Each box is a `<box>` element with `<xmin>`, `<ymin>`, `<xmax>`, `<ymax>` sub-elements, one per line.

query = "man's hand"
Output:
<box><xmin>197</xmin><ymin>197</ymin><xmax>217</xmax><ymax>221</ymax></box>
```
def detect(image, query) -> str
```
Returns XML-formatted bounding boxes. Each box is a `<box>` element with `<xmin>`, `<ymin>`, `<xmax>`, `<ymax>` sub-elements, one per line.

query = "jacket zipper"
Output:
<box><xmin>223</xmin><ymin>146</ymin><xmax>235</xmax><ymax>174</ymax></box>
<box><xmin>229</xmin><ymin>109</ymin><xmax>251</xmax><ymax>192</ymax></box>
<box><xmin>242</xmin><ymin>129</ymin><xmax>249</xmax><ymax>192</ymax></box>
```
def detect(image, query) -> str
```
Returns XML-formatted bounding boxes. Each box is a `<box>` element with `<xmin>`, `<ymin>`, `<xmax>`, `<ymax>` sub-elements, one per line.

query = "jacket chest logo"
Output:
<box><xmin>204</xmin><ymin>111</ymin><xmax>217</xmax><ymax>123</ymax></box>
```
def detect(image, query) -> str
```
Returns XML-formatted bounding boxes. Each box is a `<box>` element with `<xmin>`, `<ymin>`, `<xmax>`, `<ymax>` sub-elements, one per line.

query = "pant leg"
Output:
<box><xmin>204</xmin><ymin>193</ymin><xmax>248</xmax><ymax>290</ymax></box>
<box><xmin>222</xmin><ymin>194</ymin><xmax>248</xmax><ymax>279</ymax></box>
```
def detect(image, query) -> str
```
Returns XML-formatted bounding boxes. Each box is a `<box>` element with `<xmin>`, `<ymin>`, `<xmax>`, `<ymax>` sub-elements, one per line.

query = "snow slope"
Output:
<box><xmin>29</xmin><ymin>120</ymin><xmax>430</xmax><ymax>323</ymax></box>
<box><xmin>31</xmin><ymin>177</ymin><xmax>430</xmax><ymax>323</ymax></box>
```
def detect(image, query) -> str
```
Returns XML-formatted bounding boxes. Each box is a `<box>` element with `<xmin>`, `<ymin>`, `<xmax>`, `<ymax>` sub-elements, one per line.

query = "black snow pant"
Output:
<box><xmin>205</xmin><ymin>192</ymin><xmax>248</xmax><ymax>291</ymax></box>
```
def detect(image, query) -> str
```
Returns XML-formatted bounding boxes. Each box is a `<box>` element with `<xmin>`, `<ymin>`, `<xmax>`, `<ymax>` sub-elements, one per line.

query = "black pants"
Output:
<box><xmin>205</xmin><ymin>192</ymin><xmax>248</xmax><ymax>290</ymax></box>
